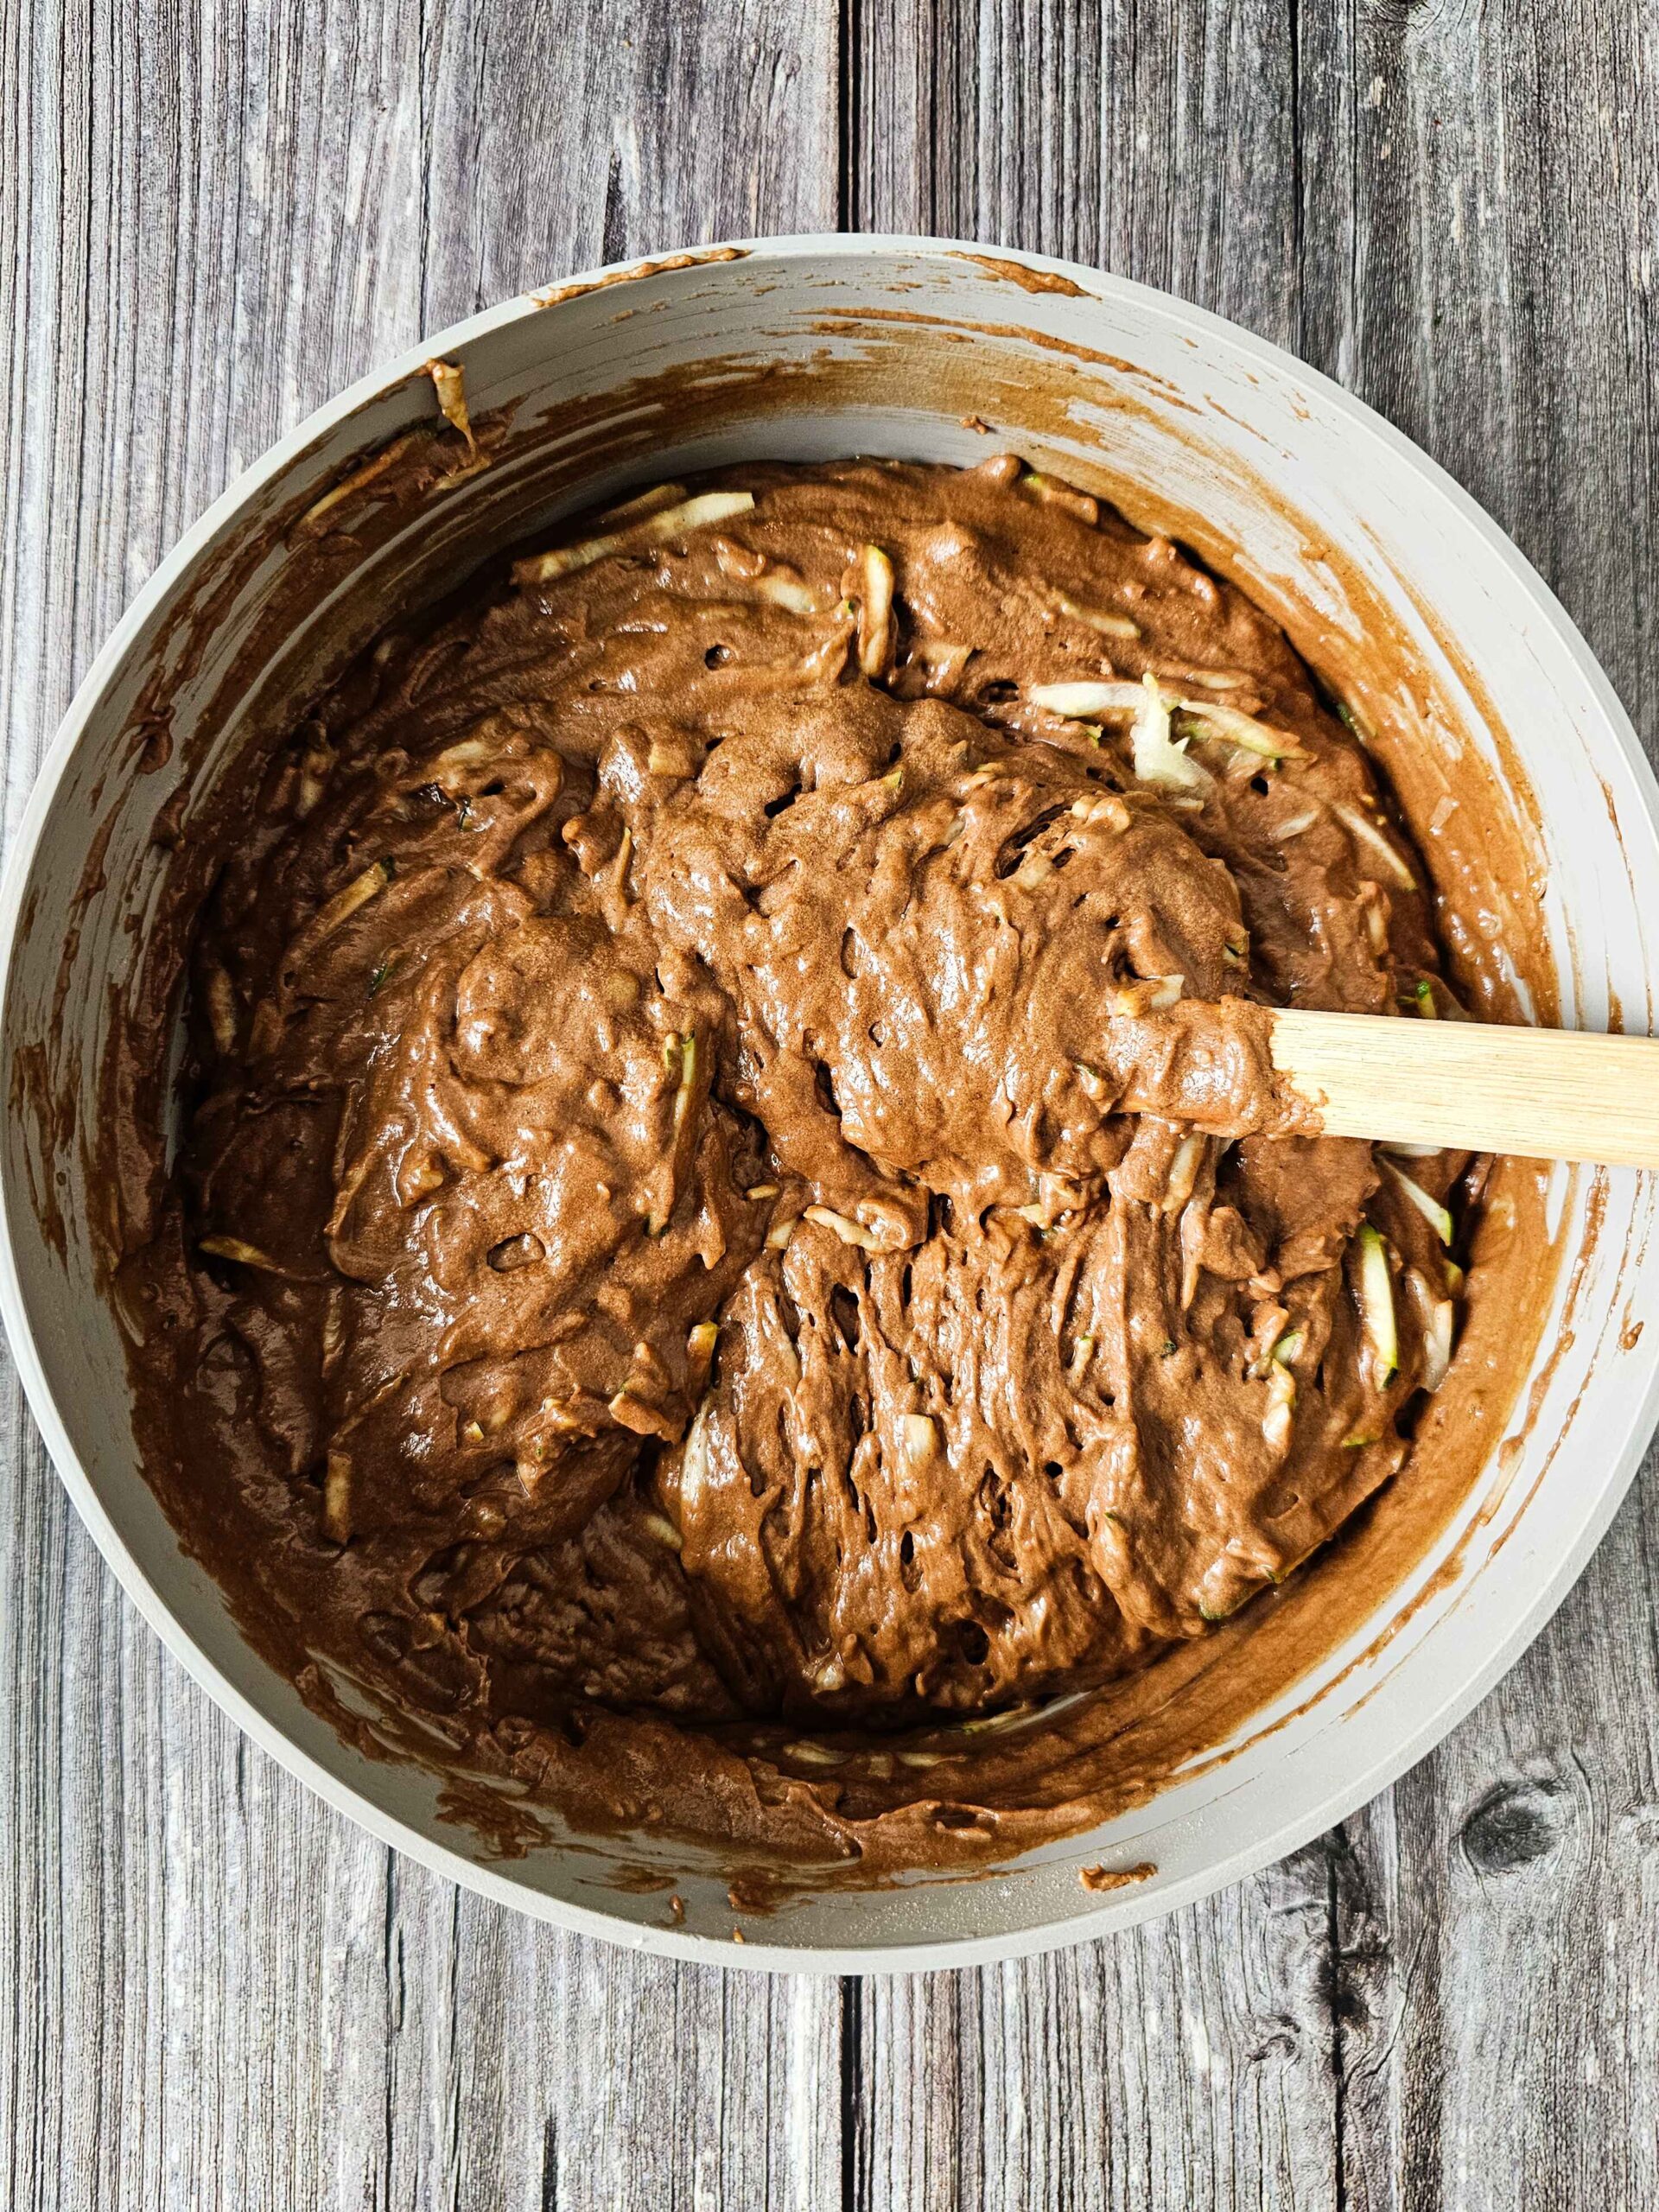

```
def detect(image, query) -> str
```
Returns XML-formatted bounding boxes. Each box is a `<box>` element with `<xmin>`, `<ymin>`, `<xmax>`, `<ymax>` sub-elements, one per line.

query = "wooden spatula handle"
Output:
<box><xmin>1268</xmin><ymin>1009</ymin><xmax>1659</xmax><ymax>1166</ymax></box>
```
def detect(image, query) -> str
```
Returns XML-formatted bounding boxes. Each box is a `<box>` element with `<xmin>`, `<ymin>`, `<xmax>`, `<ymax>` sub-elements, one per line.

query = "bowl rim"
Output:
<box><xmin>5</xmin><ymin>229</ymin><xmax>1659</xmax><ymax>1975</ymax></box>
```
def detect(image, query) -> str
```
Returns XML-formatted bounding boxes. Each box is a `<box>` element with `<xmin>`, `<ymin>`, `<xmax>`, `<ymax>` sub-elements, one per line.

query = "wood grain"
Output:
<box><xmin>3</xmin><ymin>1</ymin><xmax>1658</xmax><ymax>2208</ymax></box>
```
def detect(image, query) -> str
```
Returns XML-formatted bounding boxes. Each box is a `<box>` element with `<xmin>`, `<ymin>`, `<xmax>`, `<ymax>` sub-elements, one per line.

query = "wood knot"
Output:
<box><xmin>1246</xmin><ymin>2017</ymin><xmax>1302</xmax><ymax>2067</ymax></box>
<box><xmin>1460</xmin><ymin>1777</ymin><xmax>1567</xmax><ymax>1876</ymax></box>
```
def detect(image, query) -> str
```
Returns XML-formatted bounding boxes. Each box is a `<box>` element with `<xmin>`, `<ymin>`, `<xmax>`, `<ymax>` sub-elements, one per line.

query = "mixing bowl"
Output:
<box><xmin>4</xmin><ymin>234</ymin><xmax>1657</xmax><ymax>1973</ymax></box>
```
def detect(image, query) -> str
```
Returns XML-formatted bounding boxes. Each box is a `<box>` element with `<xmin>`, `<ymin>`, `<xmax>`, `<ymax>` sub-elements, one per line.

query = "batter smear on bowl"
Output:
<box><xmin>124</xmin><ymin>457</ymin><xmax>1477</xmax><ymax>1871</ymax></box>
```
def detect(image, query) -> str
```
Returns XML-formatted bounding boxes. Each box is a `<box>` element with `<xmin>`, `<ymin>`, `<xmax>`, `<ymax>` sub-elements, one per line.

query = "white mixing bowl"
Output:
<box><xmin>4</xmin><ymin>235</ymin><xmax>1657</xmax><ymax>1973</ymax></box>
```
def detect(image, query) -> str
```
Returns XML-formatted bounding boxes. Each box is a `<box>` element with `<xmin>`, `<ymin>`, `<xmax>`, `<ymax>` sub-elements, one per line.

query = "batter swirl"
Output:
<box><xmin>124</xmin><ymin>457</ymin><xmax>1472</xmax><ymax>1866</ymax></box>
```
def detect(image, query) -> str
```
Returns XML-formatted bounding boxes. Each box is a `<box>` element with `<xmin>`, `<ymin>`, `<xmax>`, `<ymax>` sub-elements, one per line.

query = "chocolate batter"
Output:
<box><xmin>120</xmin><ymin>457</ymin><xmax>1476</xmax><ymax>1870</ymax></box>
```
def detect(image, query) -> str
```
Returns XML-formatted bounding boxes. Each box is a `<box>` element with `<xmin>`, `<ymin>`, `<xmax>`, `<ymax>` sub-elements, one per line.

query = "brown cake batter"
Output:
<box><xmin>120</xmin><ymin>456</ymin><xmax>1480</xmax><ymax>1872</ymax></box>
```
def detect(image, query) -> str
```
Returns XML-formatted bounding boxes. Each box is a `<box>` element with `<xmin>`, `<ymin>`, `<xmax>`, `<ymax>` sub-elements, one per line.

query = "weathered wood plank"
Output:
<box><xmin>849</xmin><ymin>0</ymin><xmax>1659</xmax><ymax>2207</ymax></box>
<box><xmin>420</xmin><ymin>0</ymin><xmax>838</xmax><ymax>320</ymax></box>
<box><xmin>3</xmin><ymin>2</ymin><xmax>422</xmax><ymax>2202</ymax></box>
<box><xmin>856</xmin><ymin>1847</ymin><xmax>1349</xmax><ymax>2212</ymax></box>
<box><xmin>851</xmin><ymin>15</ymin><xmax>1338</xmax><ymax>2205</ymax></box>
<box><xmin>0</xmin><ymin>3</ymin><xmax>840</xmax><ymax>2209</ymax></box>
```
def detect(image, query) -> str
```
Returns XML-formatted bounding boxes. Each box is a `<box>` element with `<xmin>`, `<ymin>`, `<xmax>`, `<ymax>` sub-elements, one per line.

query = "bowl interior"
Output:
<box><xmin>6</xmin><ymin>238</ymin><xmax>1659</xmax><ymax>1971</ymax></box>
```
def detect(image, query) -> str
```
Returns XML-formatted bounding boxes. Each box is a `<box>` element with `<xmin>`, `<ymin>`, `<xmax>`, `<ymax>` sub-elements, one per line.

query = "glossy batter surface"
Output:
<box><xmin>122</xmin><ymin>458</ymin><xmax>1473</xmax><ymax>1868</ymax></box>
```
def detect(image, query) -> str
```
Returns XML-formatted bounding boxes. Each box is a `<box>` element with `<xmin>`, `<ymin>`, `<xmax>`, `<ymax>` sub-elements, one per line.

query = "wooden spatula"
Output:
<box><xmin>1268</xmin><ymin>1010</ymin><xmax>1659</xmax><ymax>1166</ymax></box>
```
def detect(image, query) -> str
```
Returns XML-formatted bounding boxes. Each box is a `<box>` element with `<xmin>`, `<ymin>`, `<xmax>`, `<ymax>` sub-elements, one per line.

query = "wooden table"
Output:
<box><xmin>3</xmin><ymin>3</ymin><xmax>1656</xmax><ymax>2203</ymax></box>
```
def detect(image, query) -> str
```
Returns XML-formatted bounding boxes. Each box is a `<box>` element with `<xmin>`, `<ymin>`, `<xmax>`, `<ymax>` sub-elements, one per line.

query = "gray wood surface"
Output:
<box><xmin>3</xmin><ymin>2</ymin><xmax>1657</xmax><ymax>2204</ymax></box>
